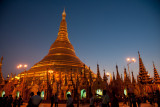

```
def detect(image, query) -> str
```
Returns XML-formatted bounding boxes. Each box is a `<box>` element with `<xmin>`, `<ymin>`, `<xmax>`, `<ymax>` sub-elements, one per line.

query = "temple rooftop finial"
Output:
<box><xmin>62</xmin><ymin>8</ymin><xmax>66</xmax><ymax>20</ymax></box>
<box><xmin>138</xmin><ymin>51</ymin><xmax>140</xmax><ymax>57</ymax></box>
<box><xmin>1</xmin><ymin>56</ymin><xmax>3</xmax><ymax>64</ymax></box>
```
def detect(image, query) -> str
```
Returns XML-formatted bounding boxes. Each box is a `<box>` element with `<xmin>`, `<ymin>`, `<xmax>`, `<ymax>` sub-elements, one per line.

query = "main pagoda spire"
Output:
<box><xmin>56</xmin><ymin>9</ymin><xmax>70</xmax><ymax>42</ymax></box>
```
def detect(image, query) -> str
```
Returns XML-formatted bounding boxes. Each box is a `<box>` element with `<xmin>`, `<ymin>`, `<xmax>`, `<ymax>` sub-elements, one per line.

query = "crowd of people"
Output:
<box><xmin>88</xmin><ymin>90</ymin><xmax>160</xmax><ymax>107</ymax></box>
<box><xmin>0</xmin><ymin>90</ymin><xmax>160</xmax><ymax>107</ymax></box>
<box><xmin>0</xmin><ymin>95</ymin><xmax>23</xmax><ymax>107</ymax></box>
<box><xmin>122</xmin><ymin>90</ymin><xmax>160</xmax><ymax>107</ymax></box>
<box><xmin>89</xmin><ymin>90</ymin><xmax>118</xmax><ymax>107</ymax></box>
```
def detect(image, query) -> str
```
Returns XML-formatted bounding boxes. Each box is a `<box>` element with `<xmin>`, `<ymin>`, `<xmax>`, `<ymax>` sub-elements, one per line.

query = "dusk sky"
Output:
<box><xmin>0</xmin><ymin>0</ymin><xmax>160</xmax><ymax>79</ymax></box>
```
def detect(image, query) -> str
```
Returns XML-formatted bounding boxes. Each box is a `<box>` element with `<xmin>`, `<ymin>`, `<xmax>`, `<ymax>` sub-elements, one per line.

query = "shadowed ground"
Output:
<box><xmin>21</xmin><ymin>102</ymin><xmax>158</xmax><ymax>107</ymax></box>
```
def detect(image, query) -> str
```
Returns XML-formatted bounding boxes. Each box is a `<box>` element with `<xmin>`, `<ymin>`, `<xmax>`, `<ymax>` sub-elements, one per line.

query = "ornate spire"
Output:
<box><xmin>103</xmin><ymin>69</ymin><xmax>107</xmax><ymax>82</ymax></box>
<box><xmin>116</xmin><ymin>65</ymin><xmax>120</xmax><ymax>80</ymax></box>
<box><xmin>138</xmin><ymin>51</ymin><xmax>150</xmax><ymax>84</ymax></box>
<box><xmin>124</xmin><ymin>67</ymin><xmax>131</xmax><ymax>84</ymax></box>
<box><xmin>62</xmin><ymin>8</ymin><xmax>66</xmax><ymax>20</ymax></box>
<box><xmin>124</xmin><ymin>68</ymin><xmax>127</xmax><ymax>82</ymax></box>
<box><xmin>0</xmin><ymin>56</ymin><xmax>4</xmax><ymax>84</ymax></box>
<box><xmin>0</xmin><ymin>56</ymin><xmax>3</xmax><ymax>64</ymax></box>
<box><xmin>153</xmin><ymin>62</ymin><xmax>160</xmax><ymax>83</ymax></box>
<box><xmin>113</xmin><ymin>72</ymin><xmax>115</xmax><ymax>81</ymax></box>
<box><xmin>56</xmin><ymin>9</ymin><xmax>70</xmax><ymax>42</ymax></box>
<box><xmin>97</xmin><ymin>64</ymin><xmax>101</xmax><ymax>78</ymax></box>
<box><xmin>121</xmin><ymin>74</ymin><xmax>123</xmax><ymax>82</ymax></box>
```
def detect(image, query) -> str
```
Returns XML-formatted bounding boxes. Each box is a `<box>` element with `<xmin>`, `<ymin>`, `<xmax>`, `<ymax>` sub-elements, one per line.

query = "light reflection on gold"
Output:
<box><xmin>49</xmin><ymin>47</ymin><xmax>75</xmax><ymax>52</ymax></box>
<box><xmin>48</xmin><ymin>53</ymin><xmax>78</xmax><ymax>58</ymax></box>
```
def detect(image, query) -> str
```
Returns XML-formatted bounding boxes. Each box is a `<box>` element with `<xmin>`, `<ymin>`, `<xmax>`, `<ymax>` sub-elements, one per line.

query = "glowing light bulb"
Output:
<box><xmin>19</xmin><ymin>64</ymin><xmax>22</xmax><ymax>68</ymax></box>
<box><xmin>127</xmin><ymin>58</ymin><xmax>130</xmax><ymax>62</ymax></box>
<box><xmin>24</xmin><ymin>64</ymin><xmax>28</xmax><ymax>68</ymax></box>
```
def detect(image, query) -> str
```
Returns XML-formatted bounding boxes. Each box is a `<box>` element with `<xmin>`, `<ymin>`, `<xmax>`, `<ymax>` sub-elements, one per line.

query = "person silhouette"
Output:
<box><xmin>66</xmin><ymin>94</ymin><xmax>74</xmax><ymax>107</ymax></box>
<box><xmin>8</xmin><ymin>95</ymin><xmax>13</xmax><ymax>107</ymax></box>
<box><xmin>51</xmin><ymin>94</ymin><xmax>55</xmax><ymax>107</ymax></box>
<box><xmin>32</xmin><ymin>92</ymin><xmax>42</xmax><ymax>107</ymax></box>
<box><xmin>18</xmin><ymin>96</ymin><xmax>22</xmax><ymax>107</ymax></box>
<box><xmin>111</xmin><ymin>91</ymin><xmax>119</xmax><ymax>107</ymax></box>
<box><xmin>89</xmin><ymin>93</ymin><xmax>95</xmax><ymax>107</ymax></box>
<box><xmin>101</xmin><ymin>90</ymin><xmax>110</xmax><ymax>107</ymax></box>
<box><xmin>55</xmin><ymin>93</ymin><xmax>58</xmax><ymax>107</ymax></box>
<box><xmin>13</xmin><ymin>96</ymin><xmax>18</xmax><ymax>107</ymax></box>
<box><xmin>27</xmin><ymin>92</ymin><xmax>34</xmax><ymax>107</ymax></box>
<box><xmin>137</xmin><ymin>97</ymin><xmax>141</xmax><ymax>107</ymax></box>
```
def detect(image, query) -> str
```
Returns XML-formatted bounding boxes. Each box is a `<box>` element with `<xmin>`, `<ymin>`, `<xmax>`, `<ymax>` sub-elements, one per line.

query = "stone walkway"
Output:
<box><xmin>21</xmin><ymin>102</ymin><xmax>158</xmax><ymax>107</ymax></box>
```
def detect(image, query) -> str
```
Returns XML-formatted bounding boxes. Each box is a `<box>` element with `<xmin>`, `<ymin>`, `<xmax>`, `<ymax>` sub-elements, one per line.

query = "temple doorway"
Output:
<box><xmin>41</xmin><ymin>91</ymin><xmax>44</xmax><ymax>99</ymax></box>
<box><xmin>80</xmin><ymin>89</ymin><xmax>86</xmax><ymax>99</ymax></box>
<box><xmin>66</xmin><ymin>91</ymin><xmax>71</xmax><ymax>99</ymax></box>
<box><xmin>1</xmin><ymin>91</ymin><xmax>5</xmax><ymax>97</ymax></box>
<box><xmin>96</xmin><ymin>89</ymin><xmax>103</xmax><ymax>96</ymax></box>
<box><xmin>16</xmin><ymin>91</ymin><xmax>20</xmax><ymax>98</ymax></box>
<box><xmin>124</xmin><ymin>88</ymin><xmax>127</xmax><ymax>96</ymax></box>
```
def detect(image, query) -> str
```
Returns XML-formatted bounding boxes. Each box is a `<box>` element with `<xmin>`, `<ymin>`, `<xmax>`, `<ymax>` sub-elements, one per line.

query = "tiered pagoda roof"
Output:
<box><xmin>153</xmin><ymin>62</ymin><xmax>160</xmax><ymax>84</ymax></box>
<box><xmin>138</xmin><ymin>51</ymin><xmax>152</xmax><ymax>84</ymax></box>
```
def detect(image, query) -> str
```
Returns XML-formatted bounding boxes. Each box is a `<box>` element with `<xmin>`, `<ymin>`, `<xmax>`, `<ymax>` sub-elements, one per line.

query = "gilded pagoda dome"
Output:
<box><xmin>27</xmin><ymin>9</ymin><xmax>88</xmax><ymax>73</ymax></box>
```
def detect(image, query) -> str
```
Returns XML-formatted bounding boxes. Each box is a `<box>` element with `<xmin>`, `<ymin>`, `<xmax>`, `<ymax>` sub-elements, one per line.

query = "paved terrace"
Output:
<box><xmin>21</xmin><ymin>102</ymin><xmax>158</xmax><ymax>107</ymax></box>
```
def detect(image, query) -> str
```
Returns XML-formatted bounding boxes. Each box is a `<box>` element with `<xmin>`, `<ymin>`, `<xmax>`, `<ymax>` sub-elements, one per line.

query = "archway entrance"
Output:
<box><xmin>124</xmin><ymin>88</ymin><xmax>127</xmax><ymax>96</ymax></box>
<box><xmin>41</xmin><ymin>91</ymin><xmax>44</xmax><ymax>100</ymax></box>
<box><xmin>16</xmin><ymin>91</ymin><xmax>20</xmax><ymax>98</ymax></box>
<box><xmin>96</xmin><ymin>89</ymin><xmax>103</xmax><ymax>96</ymax></box>
<box><xmin>66</xmin><ymin>91</ymin><xmax>71</xmax><ymax>99</ymax></box>
<box><xmin>1</xmin><ymin>91</ymin><xmax>5</xmax><ymax>97</ymax></box>
<box><xmin>80</xmin><ymin>89</ymin><xmax>86</xmax><ymax>99</ymax></box>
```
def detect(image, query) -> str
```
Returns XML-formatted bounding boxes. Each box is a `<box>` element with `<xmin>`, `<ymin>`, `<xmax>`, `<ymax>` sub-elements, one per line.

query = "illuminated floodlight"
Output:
<box><xmin>24</xmin><ymin>64</ymin><xmax>28</xmax><ymax>68</ymax></box>
<box><xmin>106</xmin><ymin>72</ymin><xmax>110</xmax><ymax>76</ymax></box>
<box><xmin>19</xmin><ymin>64</ymin><xmax>22</xmax><ymax>68</ymax></box>
<box><xmin>126</xmin><ymin>58</ymin><xmax>130</xmax><ymax>62</ymax></box>
<box><xmin>126</xmin><ymin>57</ymin><xmax>136</xmax><ymax>63</ymax></box>
<box><xmin>17</xmin><ymin>66</ymin><xmax>20</xmax><ymax>69</ymax></box>
<box><xmin>132</xmin><ymin>58</ymin><xmax>136</xmax><ymax>62</ymax></box>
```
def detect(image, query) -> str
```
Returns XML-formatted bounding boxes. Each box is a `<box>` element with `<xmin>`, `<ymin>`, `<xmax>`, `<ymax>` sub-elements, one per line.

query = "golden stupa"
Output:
<box><xmin>28</xmin><ymin>9</ymin><xmax>90</xmax><ymax>74</ymax></box>
<box><xmin>23</xmin><ymin>9</ymin><xmax>96</xmax><ymax>92</ymax></box>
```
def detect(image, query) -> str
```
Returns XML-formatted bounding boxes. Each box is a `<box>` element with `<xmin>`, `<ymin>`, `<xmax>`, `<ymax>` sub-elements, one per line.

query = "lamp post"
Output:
<box><xmin>106</xmin><ymin>72</ymin><xmax>111</xmax><ymax>84</ymax></box>
<box><xmin>126</xmin><ymin>58</ymin><xmax>136</xmax><ymax>80</ymax></box>
<box><xmin>17</xmin><ymin>64</ymin><xmax>28</xmax><ymax>82</ymax></box>
<box><xmin>17</xmin><ymin>64</ymin><xmax>28</xmax><ymax>98</ymax></box>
